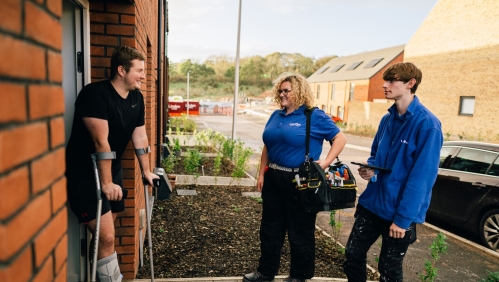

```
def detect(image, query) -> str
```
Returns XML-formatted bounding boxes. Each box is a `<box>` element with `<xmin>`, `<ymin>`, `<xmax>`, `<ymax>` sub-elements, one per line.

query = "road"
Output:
<box><xmin>190</xmin><ymin>113</ymin><xmax>499</xmax><ymax>281</ymax></box>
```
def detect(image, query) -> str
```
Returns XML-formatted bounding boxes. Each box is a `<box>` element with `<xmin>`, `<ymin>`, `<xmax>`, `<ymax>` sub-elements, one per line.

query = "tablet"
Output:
<box><xmin>350</xmin><ymin>162</ymin><xmax>392</xmax><ymax>172</ymax></box>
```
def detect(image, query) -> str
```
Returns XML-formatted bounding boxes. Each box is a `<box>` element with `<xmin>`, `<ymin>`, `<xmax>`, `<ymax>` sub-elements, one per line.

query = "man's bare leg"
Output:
<box><xmin>87</xmin><ymin>211</ymin><xmax>122</xmax><ymax>281</ymax></box>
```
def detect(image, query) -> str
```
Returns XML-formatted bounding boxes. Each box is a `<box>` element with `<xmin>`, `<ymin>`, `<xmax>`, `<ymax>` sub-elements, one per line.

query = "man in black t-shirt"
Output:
<box><xmin>66</xmin><ymin>46</ymin><xmax>158</xmax><ymax>282</ymax></box>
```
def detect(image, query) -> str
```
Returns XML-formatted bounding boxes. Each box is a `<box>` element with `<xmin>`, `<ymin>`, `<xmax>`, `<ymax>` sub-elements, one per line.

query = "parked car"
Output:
<box><xmin>427</xmin><ymin>141</ymin><xmax>499</xmax><ymax>252</ymax></box>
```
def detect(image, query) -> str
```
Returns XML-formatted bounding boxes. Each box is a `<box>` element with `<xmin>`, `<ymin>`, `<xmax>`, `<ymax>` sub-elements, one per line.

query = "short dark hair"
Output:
<box><xmin>110</xmin><ymin>46</ymin><xmax>145</xmax><ymax>79</ymax></box>
<box><xmin>383</xmin><ymin>62</ymin><xmax>422</xmax><ymax>93</ymax></box>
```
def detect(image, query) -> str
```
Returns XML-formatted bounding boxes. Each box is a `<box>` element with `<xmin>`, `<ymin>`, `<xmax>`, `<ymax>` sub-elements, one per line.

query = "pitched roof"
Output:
<box><xmin>307</xmin><ymin>45</ymin><xmax>405</xmax><ymax>83</ymax></box>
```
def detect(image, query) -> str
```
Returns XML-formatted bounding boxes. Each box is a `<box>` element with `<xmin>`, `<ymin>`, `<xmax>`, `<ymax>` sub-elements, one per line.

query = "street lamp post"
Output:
<box><xmin>231</xmin><ymin>0</ymin><xmax>242</xmax><ymax>140</ymax></box>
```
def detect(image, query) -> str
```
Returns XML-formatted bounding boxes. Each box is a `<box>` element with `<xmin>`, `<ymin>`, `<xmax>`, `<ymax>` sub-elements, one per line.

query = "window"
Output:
<box><xmin>349</xmin><ymin>82</ymin><xmax>355</xmax><ymax>101</ymax></box>
<box><xmin>331</xmin><ymin>84</ymin><xmax>335</xmax><ymax>100</ymax></box>
<box><xmin>330</xmin><ymin>105</ymin><xmax>334</xmax><ymax>115</ymax></box>
<box><xmin>449</xmin><ymin>148</ymin><xmax>497</xmax><ymax>174</ymax></box>
<box><xmin>364</xmin><ymin>58</ymin><xmax>384</xmax><ymax>68</ymax></box>
<box><xmin>330</xmin><ymin>64</ymin><xmax>345</xmax><ymax>72</ymax></box>
<box><xmin>459</xmin><ymin>96</ymin><xmax>475</xmax><ymax>116</ymax></box>
<box><xmin>316</xmin><ymin>66</ymin><xmax>329</xmax><ymax>74</ymax></box>
<box><xmin>316</xmin><ymin>85</ymin><xmax>320</xmax><ymax>99</ymax></box>
<box><xmin>338</xmin><ymin>106</ymin><xmax>344</xmax><ymax>119</ymax></box>
<box><xmin>488</xmin><ymin>157</ymin><xmax>499</xmax><ymax>176</ymax></box>
<box><xmin>346</xmin><ymin>61</ymin><xmax>363</xmax><ymax>71</ymax></box>
<box><xmin>439</xmin><ymin>146</ymin><xmax>455</xmax><ymax>167</ymax></box>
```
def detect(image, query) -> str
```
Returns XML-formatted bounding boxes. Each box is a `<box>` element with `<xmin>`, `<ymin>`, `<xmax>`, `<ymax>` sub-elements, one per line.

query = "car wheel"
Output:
<box><xmin>479</xmin><ymin>209</ymin><xmax>499</xmax><ymax>252</ymax></box>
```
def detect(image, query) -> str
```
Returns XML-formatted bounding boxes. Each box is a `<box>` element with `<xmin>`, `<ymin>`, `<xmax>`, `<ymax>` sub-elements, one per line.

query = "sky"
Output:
<box><xmin>166</xmin><ymin>0</ymin><xmax>439</xmax><ymax>63</ymax></box>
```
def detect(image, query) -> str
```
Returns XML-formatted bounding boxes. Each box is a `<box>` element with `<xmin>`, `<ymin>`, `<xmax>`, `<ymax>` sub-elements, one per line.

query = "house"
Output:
<box><xmin>307</xmin><ymin>45</ymin><xmax>404</xmax><ymax>122</ymax></box>
<box><xmin>403</xmin><ymin>0</ymin><xmax>499</xmax><ymax>140</ymax></box>
<box><xmin>0</xmin><ymin>0</ymin><xmax>168</xmax><ymax>281</ymax></box>
<box><xmin>347</xmin><ymin>0</ymin><xmax>499</xmax><ymax>141</ymax></box>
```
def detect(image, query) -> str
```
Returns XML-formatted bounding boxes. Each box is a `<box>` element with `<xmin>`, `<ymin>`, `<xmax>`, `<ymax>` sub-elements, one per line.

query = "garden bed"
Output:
<box><xmin>136</xmin><ymin>184</ymin><xmax>377</xmax><ymax>280</ymax></box>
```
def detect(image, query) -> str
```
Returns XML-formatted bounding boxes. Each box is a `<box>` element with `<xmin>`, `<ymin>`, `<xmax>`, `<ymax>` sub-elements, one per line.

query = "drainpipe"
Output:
<box><xmin>156</xmin><ymin>0</ymin><xmax>163</xmax><ymax>167</ymax></box>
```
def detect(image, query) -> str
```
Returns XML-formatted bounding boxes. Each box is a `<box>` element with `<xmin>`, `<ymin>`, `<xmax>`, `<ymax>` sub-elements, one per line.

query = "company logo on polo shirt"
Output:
<box><xmin>289</xmin><ymin>123</ymin><xmax>301</xmax><ymax>127</ymax></box>
<box><xmin>401</xmin><ymin>140</ymin><xmax>409</xmax><ymax>144</ymax></box>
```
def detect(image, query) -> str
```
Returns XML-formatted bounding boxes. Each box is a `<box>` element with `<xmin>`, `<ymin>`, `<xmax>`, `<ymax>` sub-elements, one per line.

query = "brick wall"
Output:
<box><xmin>367</xmin><ymin>52</ymin><xmax>404</xmax><ymax>101</ymax></box>
<box><xmin>0</xmin><ymin>1</ymin><xmax>67</xmax><ymax>281</ymax></box>
<box><xmin>404</xmin><ymin>0</ymin><xmax>499</xmax><ymax>140</ymax></box>
<box><xmin>88</xmin><ymin>1</ymin><xmax>161</xmax><ymax>278</ymax></box>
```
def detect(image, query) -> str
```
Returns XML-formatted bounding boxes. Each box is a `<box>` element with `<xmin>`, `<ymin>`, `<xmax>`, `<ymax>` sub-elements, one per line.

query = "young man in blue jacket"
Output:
<box><xmin>343</xmin><ymin>62</ymin><xmax>443</xmax><ymax>281</ymax></box>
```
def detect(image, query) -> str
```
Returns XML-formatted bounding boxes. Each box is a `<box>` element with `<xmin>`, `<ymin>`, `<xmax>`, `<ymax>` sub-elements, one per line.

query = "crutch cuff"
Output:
<box><xmin>91</xmin><ymin>151</ymin><xmax>116</xmax><ymax>161</ymax></box>
<box><xmin>135</xmin><ymin>146</ymin><xmax>151</xmax><ymax>156</ymax></box>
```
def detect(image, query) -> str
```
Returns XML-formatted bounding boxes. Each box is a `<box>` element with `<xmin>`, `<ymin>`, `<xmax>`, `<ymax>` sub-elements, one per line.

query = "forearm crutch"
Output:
<box><xmin>135</xmin><ymin>146</ymin><xmax>156</xmax><ymax>282</ymax></box>
<box><xmin>90</xmin><ymin>151</ymin><xmax>116</xmax><ymax>282</ymax></box>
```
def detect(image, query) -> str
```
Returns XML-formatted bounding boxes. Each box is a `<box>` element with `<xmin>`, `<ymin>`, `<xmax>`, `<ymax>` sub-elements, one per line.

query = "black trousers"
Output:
<box><xmin>343</xmin><ymin>205</ymin><xmax>417</xmax><ymax>282</ymax></box>
<box><xmin>257</xmin><ymin>168</ymin><xmax>318</xmax><ymax>279</ymax></box>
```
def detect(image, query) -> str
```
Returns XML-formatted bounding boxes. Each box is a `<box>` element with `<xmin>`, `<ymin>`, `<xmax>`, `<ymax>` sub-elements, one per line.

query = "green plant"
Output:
<box><xmin>231</xmin><ymin>141</ymin><xmax>253</xmax><ymax>178</ymax></box>
<box><xmin>222</xmin><ymin>137</ymin><xmax>237</xmax><ymax>160</ymax></box>
<box><xmin>162</xmin><ymin>154</ymin><xmax>177</xmax><ymax>174</ymax></box>
<box><xmin>159</xmin><ymin>227</ymin><xmax>164</xmax><ymax>233</ymax></box>
<box><xmin>231</xmin><ymin>204</ymin><xmax>240</xmax><ymax>212</ymax></box>
<box><xmin>213</xmin><ymin>152</ymin><xmax>222</xmax><ymax>177</ymax></box>
<box><xmin>374</xmin><ymin>239</ymin><xmax>382</xmax><ymax>263</ymax></box>
<box><xmin>172</xmin><ymin>137</ymin><xmax>182</xmax><ymax>152</ymax></box>
<box><xmin>183</xmin><ymin>149</ymin><xmax>203</xmax><ymax>175</ymax></box>
<box><xmin>481</xmin><ymin>271</ymin><xmax>499</xmax><ymax>282</ymax></box>
<box><xmin>250</xmin><ymin>196</ymin><xmax>263</xmax><ymax>204</ymax></box>
<box><xmin>419</xmin><ymin>232</ymin><xmax>448</xmax><ymax>282</ymax></box>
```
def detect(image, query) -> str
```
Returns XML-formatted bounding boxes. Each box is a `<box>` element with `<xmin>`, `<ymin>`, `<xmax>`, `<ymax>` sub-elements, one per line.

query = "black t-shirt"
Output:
<box><xmin>65</xmin><ymin>80</ymin><xmax>145</xmax><ymax>177</ymax></box>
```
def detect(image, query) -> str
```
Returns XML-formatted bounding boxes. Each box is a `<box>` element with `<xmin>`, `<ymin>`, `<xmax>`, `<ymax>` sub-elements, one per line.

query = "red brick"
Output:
<box><xmin>25</xmin><ymin>2</ymin><xmax>62</xmax><ymax>50</ymax></box>
<box><xmin>0</xmin><ymin>34</ymin><xmax>45</xmax><ymax>80</ymax></box>
<box><xmin>54</xmin><ymin>234</ymin><xmax>67</xmax><ymax>272</ymax></box>
<box><xmin>31</xmin><ymin>148</ymin><xmax>65</xmax><ymax>194</ymax></box>
<box><xmin>90</xmin><ymin>46</ymin><xmax>105</xmax><ymax>56</ymax></box>
<box><xmin>46</xmin><ymin>0</ymin><xmax>62</xmax><ymax>18</ymax></box>
<box><xmin>0</xmin><ymin>245</ymin><xmax>32</xmax><ymax>282</ymax></box>
<box><xmin>122</xmin><ymin>270</ymin><xmax>134</xmax><ymax>279</ymax></box>
<box><xmin>0</xmin><ymin>190</ymin><xmax>51</xmax><ymax>261</ymax></box>
<box><xmin>120</xmin><ymin>37</ymin><xmax>136</xmax><ymax>48</ymax></box>
<box><xmin>91</xmin><ymin>68</ymin><xmax>106</xmax><ymax>77</ymax></box>
<box><xmin>107</xmin><ymin>25</ymin><xmax>135</xmax><ymax>36</ymax></box>
<box><xmin>48</xmin><ymin>50</ymin><xmax>63</xmax><ymax>83</ymax></box>
<box><xmin>54</xmin><ymin>263</ymin><xmax>67</xmax><ymax>282</ymax></box>
<box><xmin>0</xmin><ymin>82</ymin><xmax>26</xmax><ymax>123</ymax></box>
<box><xmin>28</xmin><ymin>85</ymin><xmax>64</xmax><ymax>119</ymax></box>
<box><xmin>89</xmin><ymin>2</ymin><xmax>104</xmax><ymax>11</ymax></box>
<box><xmin>49</xmin><ymin>117</ymin><xmax>65</xmax><ymax>148</ymax></box>
<box><xmin>0</xmin><ymin>0</ymin><xmax>21</xmax><ymax>33</ymax></box>
<box><xmin>120</xmin><ymin>254</ymin><xmax>135</xmax><ymax>263</ymax></box>
<box><xmin>121</xmin><ymin>236</ymin><xmax>135</xmax><ymax>245</ymax></box>
<box><xmin>115</xmin><ymin>227</ymin><xmax>135</xmax><ymax>237</ymax></box>
<box><xmin>34</xmin><ymin>207</ymin><xmax>67</xmax><ymax>266</ymax></box>
<box><xmin>32</xmin><ymin>255</ymin><xmax>54</xmax><ymax>282</ymax></box>
<box><xmin>91</xmin><ymin>34</ymin><xmax>118</xmax><ymax>46</ymax></box>
<box><xmin>0</xmin><ymin>122</ymin><xmax>48</xmax><ymax>173</ymax></box>
<box><xmin>90</xmin><ymin>12</ymin><xmax>119</xmax><ymax>24</ymax></box>
<box><xmin>91</xmin><ymin>57</ymin><xmax>111</xmax><ymax>67</ymax></box>
<box><xmin>120</xmin><ymin>217</ymin><xmax>135</xmax><ymax>226</ymax></box>
<box><xmin>106</xmin><ymin>3</ymin><xmax>135</xmax><ymax>14</ymax></box>
<box><xmin>0</xmin><ymin>166</ymin><xmax>29</xmax><ymax>220</ymax></box>
<box><xmin>119</xmin><ymin>262</ymin><xmax>135</xmax><ymax>272</ymax></box>
<box><xmin>120</xmin><ymin>14</ymin><xmax>135</xmax><ymax>25</ymax></box>
<box><xmin>51</xmin><ymin>177</ymin><xmax>67</xmax><ymax>214</ymax></box>
<box><xmin>90</xmin><ymin>23</ymin><xmax>105</xmax><ymax>34</ymax></box>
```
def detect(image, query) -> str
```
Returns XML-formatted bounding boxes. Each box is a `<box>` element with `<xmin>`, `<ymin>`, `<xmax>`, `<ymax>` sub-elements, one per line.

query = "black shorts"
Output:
<box><xmin>67</xmin><ymin>169</ymin><xmax>126</xmax><ymax>223</ymax></box>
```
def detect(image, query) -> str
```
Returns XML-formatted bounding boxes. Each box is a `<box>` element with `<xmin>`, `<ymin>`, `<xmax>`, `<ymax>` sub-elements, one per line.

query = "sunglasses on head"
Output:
<box><xmin>277</xmin><ymin>89</ymin><xmax>292</xmax><ymax>94</ymax></box>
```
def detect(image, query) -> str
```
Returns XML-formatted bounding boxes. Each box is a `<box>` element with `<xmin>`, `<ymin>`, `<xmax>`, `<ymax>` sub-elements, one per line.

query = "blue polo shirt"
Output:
<box><xmin>263</xmin><ymin>105</ymin><xmax>340</xmax><ymax>168</ymax></box>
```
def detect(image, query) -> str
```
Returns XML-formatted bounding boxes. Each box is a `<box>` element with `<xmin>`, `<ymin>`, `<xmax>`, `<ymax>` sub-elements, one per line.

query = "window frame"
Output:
<box><xmin>459</xmin><ymin>96</ymin><xmax>475</xmax><ymax>116</ymax></box>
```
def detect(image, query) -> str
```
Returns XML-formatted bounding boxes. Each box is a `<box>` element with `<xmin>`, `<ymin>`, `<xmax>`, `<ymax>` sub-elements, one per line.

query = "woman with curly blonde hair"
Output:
<box><xmin>243</xmin><ymin>73</ymin><xmax>347</xmax><ymax>282</ymax></box>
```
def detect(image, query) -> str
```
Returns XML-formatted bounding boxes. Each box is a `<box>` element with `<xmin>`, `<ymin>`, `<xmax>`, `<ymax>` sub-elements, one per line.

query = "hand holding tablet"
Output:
<box><xmin>351</xmin><ymin>162</ymin><xmax>392</xmax><ymax>172</ymax></box>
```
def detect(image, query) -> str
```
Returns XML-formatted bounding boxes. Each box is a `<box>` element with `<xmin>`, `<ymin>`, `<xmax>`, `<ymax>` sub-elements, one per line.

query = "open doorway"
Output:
<box><xmin>62</xmin><ymin>0</ymin><xmax>90</xmax><ymax>280</ymax></box>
